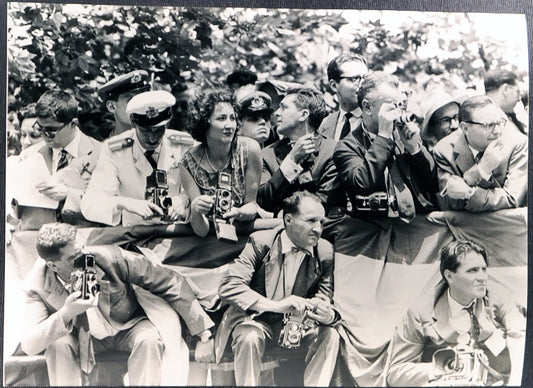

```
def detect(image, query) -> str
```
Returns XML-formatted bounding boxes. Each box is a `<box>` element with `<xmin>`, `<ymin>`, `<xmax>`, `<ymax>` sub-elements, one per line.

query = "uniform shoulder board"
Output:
<box><xmin>168</xmin><ymin>133</ymin><xmax>194</xmax><ymax>146</ymax></box>
<box><xmin>108</xmin><ymin>137</ymin><xmax>134</xmax><ymax>151</ymax></box>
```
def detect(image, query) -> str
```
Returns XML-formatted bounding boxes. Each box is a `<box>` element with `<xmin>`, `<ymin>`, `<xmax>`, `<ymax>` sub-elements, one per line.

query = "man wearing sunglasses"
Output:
<box><xmin>318</xmin><ymin>53</ymin><xmax>369</xmax><ymax>141</ymax></box>
<box><xmin>433</xmin><ymin>95</ymin><xmax>527</xmax><ymax>212</ymax></box>
<box><xmin>12</xmin><ymin>90</ymin><xmax>102</xmax><ymax>230</ymax></box>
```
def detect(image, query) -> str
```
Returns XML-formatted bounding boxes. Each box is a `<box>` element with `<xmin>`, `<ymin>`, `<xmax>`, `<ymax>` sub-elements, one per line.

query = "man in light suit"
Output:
<box><xmin>318</xmin><ymin>53</ymin><xmax>368</xmax><ymax>141</ymax></box>
<box><xmin>81</xmin><ymin>90</ymin><xmax>194</xmax><ymax>226</ymax></box>
<box><xmin>215</xmin><ymin>191</ymin><xmax>340</xmax><ymax>386</ymax></box>
<box><xmin>21</xmin><ymin>222</ymin><xmax>215</xmax><ymax>386</ymax></box>
<box><xmin>11</xmin><ymin>90</ymin><xmax>102</xmax><ymax>230</ymax></box>
<box><xmin>433</xmin><ymin>95</ymin><xmax>527</xmax><ymax>212</ymax></box>
<box><xmin>258</xmin><ymin>88</ymin><xmax>336</xmax><ymax>214</ymax></box>
<box><xmin>386</xmin><ymin>240</ymin><xmax>525</xmax><ymax>386</ymax></box>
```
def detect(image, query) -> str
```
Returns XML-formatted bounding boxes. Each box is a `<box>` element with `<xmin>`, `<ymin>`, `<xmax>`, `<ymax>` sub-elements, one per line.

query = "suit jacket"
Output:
<box><xmin>329</xmin><ymin>123</ymin><xmax>438</xmax><ymax>215</ymax></box>
<box><xmin>13</xmin><ymin>129</ymin><xmax>102</xmax><ymax>230</ymax></box>
<box><xmin>214</xmin><ymin>227</ymin><xmax>335</xmax><ymax>362</ymax></box>
<box><xmin>21</xmin><ymin>244</ymin><xmax>214</xmax><ymax>356</ymax></box>
<box><xmin>258</xmin><ymin>134</ymin><xmax>337</xmax><ymax>213</ymax></box>
<box><xmin>318</xmin><ymin>108</ymin><xmax>363</xmax><ymax>141</ymax></box>
<box><xmin>81</xmin><ymin>129</ymin><xmax>193</xmax><ymax>226</ymax></box>
<box><xmin>386</xmin><ymin>282</ymin><xmax>525</xmax><ymax>386</ymax></box>
<box><xmin>433</xmin><ymin>129</ymin><xmax>527</xmax><ymax>212</ymax></box>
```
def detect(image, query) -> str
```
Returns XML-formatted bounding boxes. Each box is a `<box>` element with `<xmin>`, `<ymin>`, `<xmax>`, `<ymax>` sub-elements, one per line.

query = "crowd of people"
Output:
<box><xmin>5</xmin><ymin>51</ymin><xmax>528</xmax><ymax>386</ymax></box>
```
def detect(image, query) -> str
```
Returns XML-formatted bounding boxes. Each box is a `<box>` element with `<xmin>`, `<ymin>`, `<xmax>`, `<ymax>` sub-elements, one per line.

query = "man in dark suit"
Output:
<box><xmin>21</xmin><ymin>222</ymin><xmax>215</xmax><ymax>385</ymax></box>
<box><xmin>258</xmin><ymin>88</ymin><xmax>336</xmax><ymax>214</ymax></box>
<box><xmin>433</xmin><ymin>95</ymin><xmax>527</xmax><ymax>212</ymax></box>
<box><xmin>386</xmin><ymin>240</ymin><xmax>525</xmax><ymax>386</ymax></box>
<box><xmin>11</xmin><ymin>90</ymin><xmax>102</xmax><ymax>230</ymax></box>
<box><xmin>318</xmin><ymin>52</ymin><xmax>368</xmax><ymax>141</ymax></box>
<box><xmin>330</xmin><ymin>72</ymin><xmax>437</xmax><ymax>221</ymax></box>
<box><xmin>215</xmin><ymin>191</ymin><xmax>340</xmax><ymax>386</ymax></box>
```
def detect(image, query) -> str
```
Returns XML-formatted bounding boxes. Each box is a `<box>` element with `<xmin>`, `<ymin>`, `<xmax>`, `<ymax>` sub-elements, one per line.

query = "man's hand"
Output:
<box><xmin>191</xmin><ymin>195</ymin><xmax>215</xmax><ymax>216</ymax></box>
<box><xmin>273</xmin><ymin>295</ymin><xmax>314</xmax><ymax>314</ymax></box>
<box><xmin>288</xmin><ymin>134</ymin><xmax>317</xmax><ymax>164</ymax></box>
<box><xmin>194</xmin><ymin>338</ymin><xmax>215</xmax><ymax>363</ymax></box>
<box><xmin>478</xmin><ymin>139</ymin><xmax>505</xmax><ymax>174</ymax></box>
<box><xmin>117</xmin><ymin>198</ymin><xmax>163</xmax><ymax>219</ymax></box>
<box><xmin>59</xmin><ymin>291</ymin><xmax>99</xmax><ymax>325</ymax></box>
<box><xmin>161</xmin><ymin>197</ymin><xmax>188</xmax><ymax>222</ymax></box>
<box><xmin>397</xmin><ymin>121</ymin><xmax>421</xmax><ymax>154</ymax></box>
<box><xmin>223</xmin><ymin>202</ymin><xmax>257</xmax><ymax>222</ymax></box>
<box><xmin>35</xmin><ymin>181</ymin><xmax>69</xmax><ymax>201</ymax></box>
<box><xmin>443</xmin><ymin>176</ymin><xmax>473</xmax><ymax>200</ymax></box>
<box><xmin>377</xmin><ymin>102</ymin><xmax>397</xmax><ymax>139</ymax></box>
<box><xmin>307</xmin><ymin>294</ymin><xmax>336</xmax><ymax>325</ymax></box>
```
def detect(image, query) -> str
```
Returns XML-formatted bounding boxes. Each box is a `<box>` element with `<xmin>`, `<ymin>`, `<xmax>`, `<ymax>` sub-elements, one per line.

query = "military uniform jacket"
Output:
<box><xmin>215</xmin><ymin>227</ymin><xmax>335</xmax><ymax>362</ymax></box>
<box><xmin>258</xmin><ymin>134</ymin><xmax>337</xmax><ymax>213</ymax></box>
<box><xmin>21</xmin><ymin>244</ymin><xmax>214</xmax><ymax>356</ymax></box>
<box><xmin>81</xmin><ymin>129</ymin><xmax>193</xmax><ymax>226</ymax></box>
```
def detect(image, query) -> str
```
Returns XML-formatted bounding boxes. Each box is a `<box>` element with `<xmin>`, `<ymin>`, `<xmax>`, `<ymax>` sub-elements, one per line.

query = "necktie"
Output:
<box><xmin>475</xmin><ymin>151</ymin><xmax>484</xmax><ymax>164</ymax></box>
<box><xmin>56</xmin><ymin>149</ymin><xmax>69</xmax><ymax>171</ymax></box>
<box><xmin>144</xmin><ymin>150</ymin><xmax>157</xmax><ymax>170</ymax></box>
<box><xmin>465</xmin><ymin>303</ymin><xmax>480</xmax><ymax>347</ymax></box>
<box><xmin>339</xmin><ymin>112</ymin><xmax>353</xmax><ymax>139</ymax></box>
<box><xmin>507</xmin><ymin>112</ymin><xmax>526</xmax><ymax>134</ymax></box>
<box><xmin>76</xmin><ymin>312</ymin><xmax>96</xmax><ymax>374</ymax></box>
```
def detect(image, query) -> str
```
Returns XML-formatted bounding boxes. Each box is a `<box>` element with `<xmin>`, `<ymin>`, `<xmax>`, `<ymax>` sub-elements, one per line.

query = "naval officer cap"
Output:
<box><xmin>126</xmin><ymin>90</ymin><xmax>176</xmax><ymax>127</ymax></box>
<box><xmin>237</xmin><ymin>91</ymin><xmax>273</xmax><ymax>118</ymax></box>
<box><xmin>98</xmin><ymin>70</ymin><xmax>150</xmax><ymax>101</ymax></box>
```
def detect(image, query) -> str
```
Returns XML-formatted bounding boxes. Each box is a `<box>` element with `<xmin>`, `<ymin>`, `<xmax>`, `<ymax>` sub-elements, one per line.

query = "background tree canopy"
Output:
<box><xmin>7</xmin><ymin>3</ymin><xmax>528</xmax><ymax>130</ymax></box>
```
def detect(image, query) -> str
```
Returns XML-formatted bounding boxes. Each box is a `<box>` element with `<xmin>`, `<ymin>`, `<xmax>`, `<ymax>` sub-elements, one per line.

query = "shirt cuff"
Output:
<box><xmin>477</xmin><ymin>165</ymin><xmax>492</xmax><ymax>181</ymax></box>
<box><xmin>280</xmin><ymin>156</ymin><xmax>303</xmax><ymax>183</ymax></box>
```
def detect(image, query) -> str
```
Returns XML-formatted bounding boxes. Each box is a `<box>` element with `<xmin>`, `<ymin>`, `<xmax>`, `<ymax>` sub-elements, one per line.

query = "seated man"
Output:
<box><xmin>433</xmin><ymin>95</ymin><xmax>527</xmax><ymax>212</ymax></box>
<box><xmin>21</xmin><ymin>222</ymin><xmax>215</xmax><ymax>386</ymax></box>
<box><xmin>81</xmin><ymin>90</ymin><xmax>193</xmax><ymax>226</ymax></box>
<box><xmin>11</xmin><ymin>90</ymin><xmax>102</xmax><ymax>230</ymax></box>
<box><xmin>386</xmin><ymin>240</ymin><xmax>525</xmax><ymax>386</ymax></box>
<box><xmin>330</xmin><ymin>72</ymin><xmax>437</xmax><ymax>221</ymax></box>
<box><xmin>237</xmin><ymin>91</ymin><xmax>274</xmax><ymax>149</ymax></box>
<box><xmin>216</xmin><ymin>191</ymin><xmax>340</xmax><ymax>386</ymax></box>
<box><xmin>258</xmin><ymin>88</ymin><xmax>336</xmax><ymax>214</ymax></box>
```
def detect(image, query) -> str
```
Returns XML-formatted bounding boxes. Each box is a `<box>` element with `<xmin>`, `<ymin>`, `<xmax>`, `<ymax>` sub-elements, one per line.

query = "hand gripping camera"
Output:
<box><xmin>212</xmin><ymin>171</ymin><xmax>238</xmax><ymax>242</ymax></box>
<box><xmin>431</xmin><ymin>345</ymin><xmax>492</xmax><ymax>386</ymax></box>
<box><xmin>145</xmin><ymin>169</ymin><xmax>173</xmax><ymax>216</ymax></box>
<box><xmin>69</xmin><ymin>254</ymin><xmax>100</xmax><ymax>299</ymax></box>
<box><xmin>278</xmin><ymin>309</ymin><xmax>314</xmax><ymax>349</ymax></box>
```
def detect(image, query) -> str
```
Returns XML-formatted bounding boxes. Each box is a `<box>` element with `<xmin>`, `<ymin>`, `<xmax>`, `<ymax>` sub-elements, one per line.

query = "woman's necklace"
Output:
<box><xmin>205</xmin><ymin>147</ymin><xmax>230</xmax><ymax>172</ymax></box>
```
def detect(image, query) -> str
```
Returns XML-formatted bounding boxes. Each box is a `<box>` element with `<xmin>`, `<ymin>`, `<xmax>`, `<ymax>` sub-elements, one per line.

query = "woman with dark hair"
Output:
<box><xmin>179</xmin><ymin>89</ymin><xmax>262</xmax><ymax>237</ymax></box>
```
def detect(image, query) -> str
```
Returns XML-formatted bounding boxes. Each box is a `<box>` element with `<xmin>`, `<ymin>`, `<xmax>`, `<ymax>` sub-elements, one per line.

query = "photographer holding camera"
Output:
<box><xmin>215</xmin><ymin>191</ymin><xmax>340</xmax><ymax>386</ymax></box>
<box><xmin>20</xmin><ymin>223</ymin><xmax>216</xmax><ymax>385</ymax></box>
<box><xmin>81</xmin><ymin>90</ymin><xmax>193</xmax><ymax>227</ymax></box>
<box><xmin>385</xmin><ymin>240</ymin><xmax>525</xmax><ymax>386</ymax></box>
<box><xmin>329</xmin><ymin>72</ymin><xmax>437</xmax><ymax>221</ymax></box>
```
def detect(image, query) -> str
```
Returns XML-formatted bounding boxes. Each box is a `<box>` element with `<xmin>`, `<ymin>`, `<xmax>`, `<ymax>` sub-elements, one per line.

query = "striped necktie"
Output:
<box><xmin>56</xmin><ymin>149</ymin><xmax>69</xmax><ymax>171</ymax></box>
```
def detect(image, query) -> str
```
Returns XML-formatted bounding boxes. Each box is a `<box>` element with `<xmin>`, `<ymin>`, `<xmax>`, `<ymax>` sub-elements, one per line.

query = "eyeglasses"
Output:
<box><xmin>437</xmin><ymin>114</ymin><xmax>459</xmax><ymax>126</ymax></box>
<box><xmin>339</xmin><ymin>75</ymin><xmax>365</xmax><ymax>85</ymax></box>
<box><xmin>32</xmin><ymin>121</ymin><xmax>71</xmax><ymax>138</ymax></box>
<box><xmin>463</xmin><ymin>118</ymin><xmax>507</xmax><ymax>132</ymax></box>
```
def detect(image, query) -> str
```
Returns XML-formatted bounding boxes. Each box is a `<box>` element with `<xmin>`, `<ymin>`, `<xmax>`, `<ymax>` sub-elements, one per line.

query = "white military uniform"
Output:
<box><xmin>81</xmin><ymin>128</ymin><xmax>195</xmax><ymax>226</ymax></box>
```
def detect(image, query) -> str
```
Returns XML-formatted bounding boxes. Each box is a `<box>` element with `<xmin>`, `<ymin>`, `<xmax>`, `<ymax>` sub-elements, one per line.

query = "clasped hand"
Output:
<box><xmin>288</xmin><ymin>134</ymin><xmax>318</xmax><ymax>164</ymax></box>
<box><xmin>443</xmin><ymin>175</ymin><xmax>472</xmax><ymax>200</ymax></box>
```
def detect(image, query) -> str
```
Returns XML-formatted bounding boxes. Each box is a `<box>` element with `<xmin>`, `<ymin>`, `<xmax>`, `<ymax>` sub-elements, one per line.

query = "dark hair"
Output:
<box><xmin>226</xmin><ymin>70</ymin><xmax>257</xmax><ymax>88</ymax></box>
<box><xmin>357</xmin><ymin>72</ymin><xmax>399</xmax><ymax>109</ymax></box>
<box><xmin>284</xmin><ymin>87</ymin><xmax>327</xmax><ymax>130</ymax></box>
<box><xmin>36</xmin><ymin>223</ymin><xmax>77</xmax><ymax>261</ymax></box>
<box><xmin>17</xmin><ymin>102</ymin><xmax>37</xmax><ymax>124</ymax></box>
<box><xmin>35</xmin><ymin>90</ymin><xmax>78</xmax><ymax>123</ymax></box>
<box><xmin>282</xmin><ymin>190</ymin><xmax>322</xmax><ymax>218</ymax></box>
<box><xmin>327</xmin><ymin>52</ymin><xmax>367</xmax><ymax>82</ymax></box>
<box><xmin>484</xmin><ymin>69</ymin><xmax>518</xmax><ymax>93</ymax></box>
<box><xmin>458</xmin><ymin>95</ymin><xmax>495</xmax><ymax>123</ymax></box>
<box><xmin>188</xmin><ymin>89</ymin><xmax>235</xmax><ymax>144</ymax></box>
<box><xmin>439</xmin><ymin>240</ymin><xmax>488</xmax><ymax>281</ymax></box>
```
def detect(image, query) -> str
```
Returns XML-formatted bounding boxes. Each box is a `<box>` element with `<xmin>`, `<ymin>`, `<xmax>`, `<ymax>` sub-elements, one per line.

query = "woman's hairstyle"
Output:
<box><xmin>188</xmin><ymin>89</ymin><xmax>235</xmax><ymax>144</ymax></box>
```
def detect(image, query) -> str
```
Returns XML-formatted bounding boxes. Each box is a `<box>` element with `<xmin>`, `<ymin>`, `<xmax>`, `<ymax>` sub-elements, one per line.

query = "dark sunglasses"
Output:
<box><xmin>32</xmin><ymin>121</ymin><xmax>71</xmax><ymax>138</ymax></box>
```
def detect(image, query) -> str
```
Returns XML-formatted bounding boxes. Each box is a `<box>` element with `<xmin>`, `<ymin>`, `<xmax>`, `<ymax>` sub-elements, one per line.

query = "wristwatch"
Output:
<box><xmin>464</xmin><ymin>187</ymin><xmax>476</xmax><ymax>201</ymax></box>
<box><xmin>198</xmin><ymin>330</ymin><xmax>213</xmax><ymax>343</ymax></box>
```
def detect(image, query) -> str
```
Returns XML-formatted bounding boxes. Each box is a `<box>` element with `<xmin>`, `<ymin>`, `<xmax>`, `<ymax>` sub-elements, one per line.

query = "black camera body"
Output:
<box><xmin>145</xmin><ymin>169</ymin><xmax>173</xmax><ymax>216</ymax></box>
<box><xmin>70</xmin><ymin>254</ymin><xmax>100</xmax><ymax>300</ymax></box>
<box><xmin>278</xmin><ymin>309</ymin><xmax>312</xmax><ymax>349</ymax></box>
<box><xmin>213</xmin><ymin>172</ymin><xmax>238</xmax><ymax>242</ymax></box>
<box><xmin>355</xmin><ymin>192</ymin><xmax>389</xmax><ymax>212</ymax></box>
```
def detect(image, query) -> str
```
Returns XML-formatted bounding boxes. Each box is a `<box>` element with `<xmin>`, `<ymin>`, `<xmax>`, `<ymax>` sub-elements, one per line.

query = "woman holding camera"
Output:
<box><xmin>179</xmin><ymin>89</ymin><xmax>262</xmax><ymax>237</ymax></box>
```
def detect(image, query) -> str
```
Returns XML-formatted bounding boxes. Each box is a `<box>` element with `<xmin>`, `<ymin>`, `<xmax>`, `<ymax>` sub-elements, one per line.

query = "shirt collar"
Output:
<box><xmin>468</xmin><ymin>144</ymin><xmax>481</xmax><ymax>160</ymax></box>
<box><xmin>361</xmin><ymin>122</ymin><xmax>376</xmax><ymax>141</ymax></box>
<box><xmin>447</xmin><ymin>288</ymin><xmax>476</xmax><ymax>318</ymax></box>
<box><xmin>53</xmin><ymin>127</ymin><xmax>81</xmax><ymax>158</ymax></box>
<box><xmin>339</xmin><ymin>106</ymin><xmax>362</xmax><ymax>120</ymax></box>
<box><xmin>280</xmin><ymin>230</ymin><xmax>312</xmax><ymax>256</ymax></box>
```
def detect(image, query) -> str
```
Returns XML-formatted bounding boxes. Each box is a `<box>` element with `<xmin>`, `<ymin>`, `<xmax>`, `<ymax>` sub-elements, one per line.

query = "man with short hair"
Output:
<box><xmin>386</xmin><ymin>240</ymin><xmax>525</xmax><ymax>386</ymax></box>
<box><xmin>484</xmin><ymin>69</ymin><xmax>527</xmax><ymax>134</ymax></box>
<box><xmin>215</xmin><ymin>191</ymin><xmax>340</xmax><ymax>386</ymax></box>
<box><xmin>81</xmin><ymin>90</ymin><xmax>193</xmax><ymax>226</ymax></box>
<box><xmin>318</xmin><ymin>52</ymin><xmax>369</xmax><ymax>141</ymax></box>
<box><xmin>330</xmin><ymin>72</ymin><xmax>437</xmax><ymax>220</ymax></box>
<box><xmin>433</xmin><ymin>95</ymin><xmax>527</xmax><ymax>212</ymax></box>
<box><xmin>98</xmin><ymin>70</ymin><xmax>151</xmax><ymax>139</ymax></box>
<box><xmin>21</xmin><ymin>222</ymin><xmax>215</xmax><ymax>385</ymax></box>
<box><xmin>12</xmin><ymin>90</ymin><xmax>102</xmax><ymax>230</ymax></box>
<box><xmin>258</xmin><ymin>88</ymin><xmax>336</xmax><ymax>214</ymax></box>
